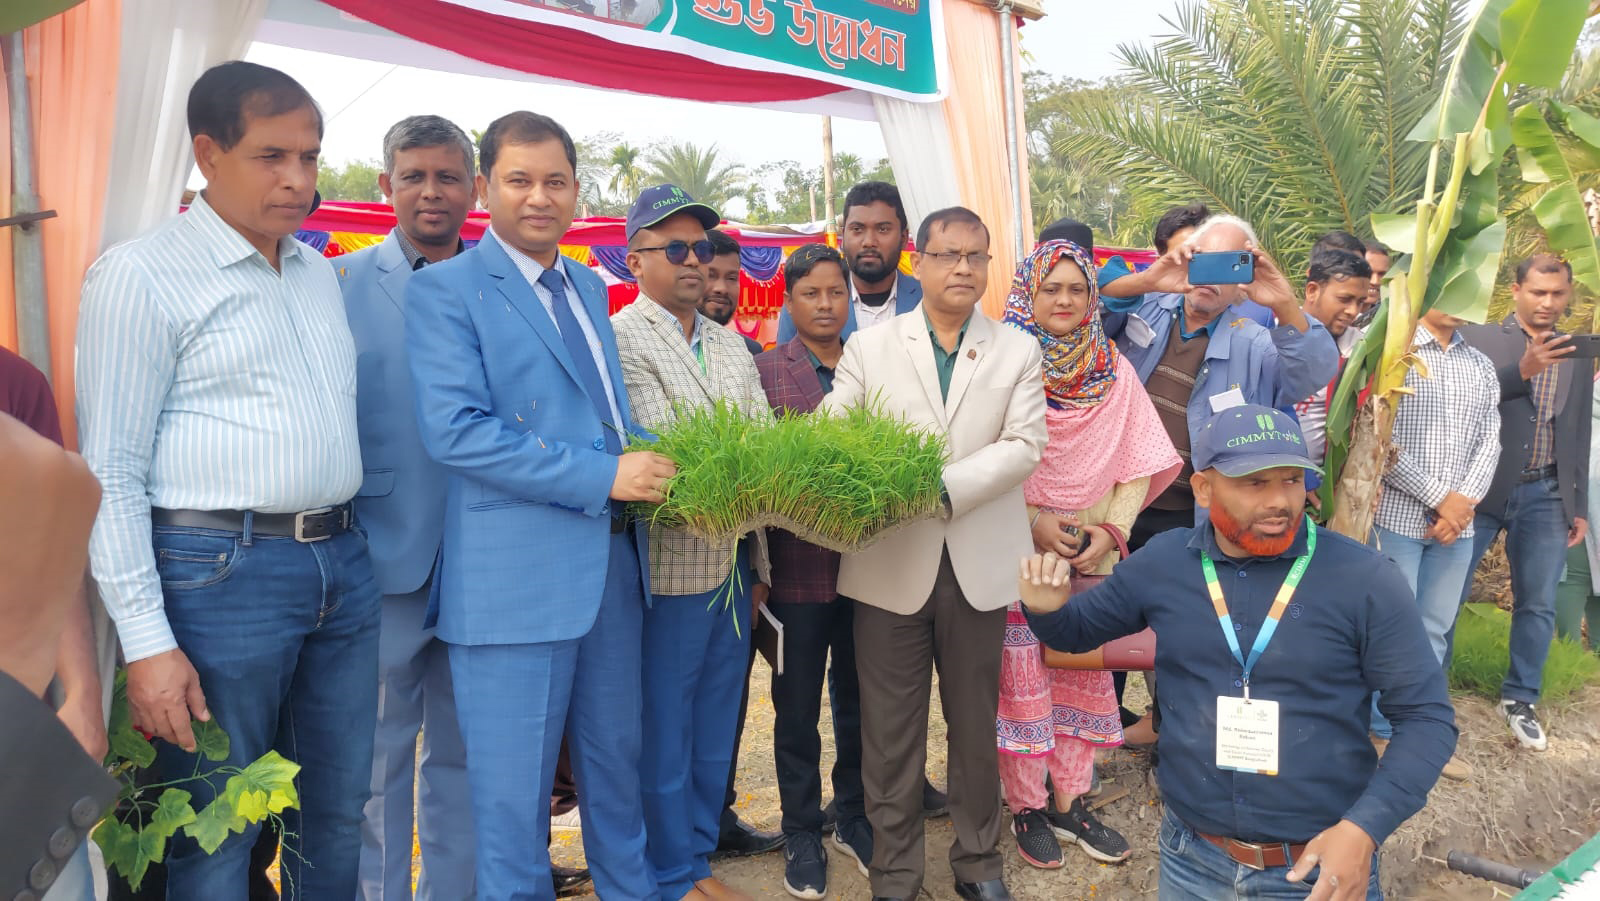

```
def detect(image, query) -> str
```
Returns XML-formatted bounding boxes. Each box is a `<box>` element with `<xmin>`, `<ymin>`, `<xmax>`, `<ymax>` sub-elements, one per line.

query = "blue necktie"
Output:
<box><xmin>538</xmin><ymin>266</ymin><xmax>621</xmax><ymax>454</ymax></box>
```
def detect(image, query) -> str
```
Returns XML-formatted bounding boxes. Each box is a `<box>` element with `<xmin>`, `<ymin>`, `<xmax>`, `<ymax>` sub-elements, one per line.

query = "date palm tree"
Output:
<box><xmin>642</xmin><ymin>141</ymin><xmax>748</xmax><ymax>214</ymax></box>
<box><xmin>608</xmin><ymin>142</ymin><xmax>644</xmax><ymax>203</ymax></box>
<box><xmin>1063</xmin><ymin>0</ymin><xmax>1464</xmax><ymax>281</ymax></box>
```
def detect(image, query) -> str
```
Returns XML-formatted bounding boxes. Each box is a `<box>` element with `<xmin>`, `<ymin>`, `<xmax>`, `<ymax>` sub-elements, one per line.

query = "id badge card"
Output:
<box><xmin>1216</xmin><ymin>696</ymin><xmax>1280</xmax><ymax>775</ymax></box>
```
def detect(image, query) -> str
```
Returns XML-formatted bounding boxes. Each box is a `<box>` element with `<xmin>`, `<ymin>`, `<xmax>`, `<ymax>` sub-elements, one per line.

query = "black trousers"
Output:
<box><xmin>768</xmin><ymin>597</ymin><xmax>866</xmax><ymax>836</ymax></box>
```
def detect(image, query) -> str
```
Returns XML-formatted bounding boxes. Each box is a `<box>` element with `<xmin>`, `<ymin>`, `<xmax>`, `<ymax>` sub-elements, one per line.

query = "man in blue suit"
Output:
<box><xmin>406</xmin><ymin>110</ymin><xmax>675</xmax><ymax>901</ymax></box>
<box><xmin>340</xmin><ymin>115</ymin><xmax>478</xmax><ymax>901</ymax></box>
<box><xmin>775</xmin><ymin>181</ymin><xmax>922</xmax><ymax>344</ymax></box>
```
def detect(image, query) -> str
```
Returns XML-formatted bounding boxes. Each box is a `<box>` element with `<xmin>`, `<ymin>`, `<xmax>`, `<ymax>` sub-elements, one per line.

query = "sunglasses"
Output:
<box><xmin>634</xmin><ymin>239</ymin><xmax>715</xmax><ymax>265</ymax></box>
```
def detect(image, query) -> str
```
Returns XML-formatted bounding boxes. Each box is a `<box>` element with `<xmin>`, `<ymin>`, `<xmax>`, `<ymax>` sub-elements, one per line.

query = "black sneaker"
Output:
<box><xmin>782</xmin><ymin>831</ymin><xmax>828</xmax><ymax>900</ymax></box>
<box><xmin>1046</xmin><ymin>797</ymin><xmax>1131</xmax><ymax>863</ymax></box>
<box><xmin>1010</xmin><ymin>808</ymin><xmax>1063</xmax><ymax>869</ymax></box>
<box><xmin>831</xmin><ymin>816</ymin><xmax>873</xmax><ymax>876</ymax></box>
<box><xmin>1501</xmin><ymin>699</ymin><xmax>1548</xmax><ymax>751</ymax></box>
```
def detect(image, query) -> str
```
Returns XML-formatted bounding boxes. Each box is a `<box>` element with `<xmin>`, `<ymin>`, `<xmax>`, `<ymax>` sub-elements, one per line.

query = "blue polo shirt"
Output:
<box><xmin>1024</xmin><ymin>520</ymin><xmax>1457</xmax><ymax>846</ymax></box>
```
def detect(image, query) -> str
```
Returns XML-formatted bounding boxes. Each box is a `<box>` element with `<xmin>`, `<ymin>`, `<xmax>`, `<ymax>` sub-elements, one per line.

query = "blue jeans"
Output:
<box><xmin>1370</xmin><ymin>527</ymin><xmax>1475</xmax><ymax>738</ymax></box>
<box><xmin>641</xmin><ymin>557</ymin><xmax>753</xmax><ymax>899</ymax></box>
<box><xmin>1157</xmin><ymin>809</ymin><xmax>1382</xmax><ymax>900</ymax></box>
<box><xmin>152</xmin><ymin>524</ymin><xmax>381</xmax><ymax>900</ymax></box>
<box><xmin>1452</xmin><ymin>477</ymin><xmax>1570</xmax><ymax>703</ymax></box>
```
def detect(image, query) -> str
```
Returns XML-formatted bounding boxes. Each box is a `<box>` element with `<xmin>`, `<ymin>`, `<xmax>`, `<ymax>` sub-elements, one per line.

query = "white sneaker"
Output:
<box><xmin>1500</xmin><ymin>699</ymin><xmax>1548</xmax><ymax>751</ymax></box>
<box><xmin>551</xmin><ymin>807</ymin><xmax>583</xmax><ymax>830</ymax></box>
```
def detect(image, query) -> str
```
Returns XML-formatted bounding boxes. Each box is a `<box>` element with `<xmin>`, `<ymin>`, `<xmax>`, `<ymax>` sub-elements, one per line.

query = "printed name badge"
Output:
<box><xmin>1209</xmin><ymin>387</ymin><xmax>1247</xmax><ymax>413</ymax></box>
<box><xmin>1216</xmin><ymin>696</ymin><xmax>1280</xmax><ymax>775</ymax></box>
<box><xmin>1126</xmin><ymin>315</ymin><xmax>1156</xmax><ymax>348</ymax></box>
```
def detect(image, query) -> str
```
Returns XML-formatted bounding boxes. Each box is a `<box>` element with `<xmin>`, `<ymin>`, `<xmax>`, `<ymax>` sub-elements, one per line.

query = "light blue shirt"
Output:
<box><xmin>76</xmin><ymin>193</ymin><xmax>363</xmax><ymax>661</ymax></box>
<box><xmin>484</xmin><ymin>229</ymin><xmax>625</xmax><ymax>429</ymax></box>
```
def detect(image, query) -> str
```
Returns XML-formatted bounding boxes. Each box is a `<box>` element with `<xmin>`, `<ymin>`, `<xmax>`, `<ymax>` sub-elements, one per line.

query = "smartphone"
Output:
<box><xmin>1566</xmin><ymin>333</ymin><xmax>1600</xmax><ymax>359</ymax></box>
<box><xmin>1188</xmin><ymin>251</ymin><xmax>1255</xmax><ymax>286</ymax></box>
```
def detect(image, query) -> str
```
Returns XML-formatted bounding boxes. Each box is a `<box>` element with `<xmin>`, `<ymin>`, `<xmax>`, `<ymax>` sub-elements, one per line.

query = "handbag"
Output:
<box><xmin>1040</xmin><ymin>522</ymin><xmax>1157</xmax><ymax>671</ymax></box>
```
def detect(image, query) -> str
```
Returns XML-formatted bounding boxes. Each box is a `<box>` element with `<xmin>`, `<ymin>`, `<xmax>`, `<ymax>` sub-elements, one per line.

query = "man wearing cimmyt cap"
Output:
<box><xmin>1017</xmin><ymin>404</ymin><xmax>1457</xmax><ymax>901</ymax></box>
<box><xmin>611</xmin><ymin>184</ymin><xmax>774</xmax><ymax>901</ymax></box>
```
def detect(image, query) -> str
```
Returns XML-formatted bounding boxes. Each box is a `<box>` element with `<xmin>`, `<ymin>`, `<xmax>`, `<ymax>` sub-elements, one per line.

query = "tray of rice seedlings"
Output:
<box><xmin>633</xmin><ymin>399</ymin><xmax>948</xmax><ymax>554</ymax></box>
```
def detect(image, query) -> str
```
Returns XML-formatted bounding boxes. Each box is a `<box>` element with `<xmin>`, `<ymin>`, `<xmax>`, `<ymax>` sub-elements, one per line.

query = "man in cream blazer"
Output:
<box><xmin>823</xmin><ymin>207</ymin><xmax>1046</xmax><ymax>901</ymax></box>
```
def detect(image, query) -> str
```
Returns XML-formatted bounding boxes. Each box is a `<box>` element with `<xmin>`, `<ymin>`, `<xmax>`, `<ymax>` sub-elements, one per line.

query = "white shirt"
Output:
<box><xmin>76</xmin><ymin>194</ymin><xmax>363</xmax><ymax>660</ymax></box>
<box><xmin>1293</xmin><ymin>324</ymin><xmax>1364</xmax><ymax>463</ymax></box>
<box><xmin>852</xmin><ymin>278</ymin><xmax>900</xmax><ymax>331</ymax></box>
<box><xmin>486</xmin><ymin>229</ymin><xmax>626</xmax><ymax>430</ymax></box>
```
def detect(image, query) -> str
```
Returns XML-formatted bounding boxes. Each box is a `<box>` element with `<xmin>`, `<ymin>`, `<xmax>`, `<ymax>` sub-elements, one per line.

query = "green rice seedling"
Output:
<box><xmin>631</xmin><ymin>398</ymin><xmax>948</xmax><ymax>553</ymax></box>
<box><xmin>1449</xmin><ymin>603</ymin><xmax>1600</xmax><ymax>703</ymax></box>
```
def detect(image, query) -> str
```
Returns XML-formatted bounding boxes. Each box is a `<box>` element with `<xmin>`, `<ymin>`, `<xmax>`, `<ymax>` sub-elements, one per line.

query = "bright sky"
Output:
<box><xmin>245</xmin><ymin>0</ymin><xmax>1175</xmax><ymax>170</ymax></box>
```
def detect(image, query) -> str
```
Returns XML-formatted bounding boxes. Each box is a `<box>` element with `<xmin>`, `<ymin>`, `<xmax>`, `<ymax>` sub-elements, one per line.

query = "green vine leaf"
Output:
<box><xmin>146</xmin><ymin>788</ymin><xmax>197</xmax><ymax>842</ymax></box>
<box><xmin>225</xmin><ymin>751</ymin><xmax>301</xmax><ymax>823</ymax></box>
<box><xmin>190</xmin><ymin>718</ymin><xmax>230</xmax><ymax>763</ymax></box>
<box><xmin>184</xmin><ymin>799</ymin><xmax>247</xmax><ymax>855</ymax></box>
<box><xmin>105</xmin><ymin>670</ymin><xmax>155</xmax><ymax>769</ymax></box>
<box><xmin>92</xmin><ymin>816</ymin><xmax>157</xmax><ymax>890</ymax></box>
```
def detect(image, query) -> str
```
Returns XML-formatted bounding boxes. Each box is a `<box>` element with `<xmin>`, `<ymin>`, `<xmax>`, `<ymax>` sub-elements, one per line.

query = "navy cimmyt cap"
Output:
<box><xmin>626</xmin><ymin>184</ymin><xmax>720</xmax><ymax>241</ymax></box>
<box><xmin>1192</xmin><ymin>404</ymin><xmax>1323</xmax><ymax>477</ymax></box>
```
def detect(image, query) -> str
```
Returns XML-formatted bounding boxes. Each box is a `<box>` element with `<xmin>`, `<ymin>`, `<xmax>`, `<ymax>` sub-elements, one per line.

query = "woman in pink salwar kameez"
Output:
<box><xmin>996</xmin><ymin>240</ymin><xmax>1180</xmax><ymax>869</ymax></box>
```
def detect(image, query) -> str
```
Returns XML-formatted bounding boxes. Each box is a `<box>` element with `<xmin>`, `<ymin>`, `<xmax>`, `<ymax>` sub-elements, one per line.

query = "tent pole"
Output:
<box><xmin>821</xmin><ymin>115</ymin><xmax>837</xmax><ymax>242</ymax></box>
<box><xmin>3</xmin><ymin>30</ymin><xmax>51</xmax><ymax>377</ymax></box>
<box><xmin>997</xmin><ymin>2</ymin><xmax>1025</xmax><ymax>259</ymax></box>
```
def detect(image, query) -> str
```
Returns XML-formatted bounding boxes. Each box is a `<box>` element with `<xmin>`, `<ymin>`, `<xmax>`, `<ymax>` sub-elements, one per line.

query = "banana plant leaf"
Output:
<box><xmin>1512</xmin><ymin>101</ymin><xmax>1600</xmax><ymax>293</ymax></box>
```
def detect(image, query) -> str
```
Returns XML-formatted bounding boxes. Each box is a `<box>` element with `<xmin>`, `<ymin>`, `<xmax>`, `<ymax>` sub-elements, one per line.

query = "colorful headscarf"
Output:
<box><xmin>1002</xmin><ymin>240</ymin><xmax>1118</xmax><ymax>408</ymax></box>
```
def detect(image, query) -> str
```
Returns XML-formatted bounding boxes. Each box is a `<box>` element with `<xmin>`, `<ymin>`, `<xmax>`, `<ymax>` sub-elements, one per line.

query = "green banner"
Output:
<box><xmin>654</xmin><ymin>0</ymin><xmax>939</xmax><ymax>97</ymax></box>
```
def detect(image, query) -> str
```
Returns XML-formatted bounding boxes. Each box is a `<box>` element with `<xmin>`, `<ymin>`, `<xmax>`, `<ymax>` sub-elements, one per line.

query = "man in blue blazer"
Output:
<box><xmin>775</xmin><ymin>181</ymin><xmax>922</xmax><ymax>344</ymax></box>
<box><xmin>406</xmin><ymin>111</ymin><xmax>675</xmax><ymax>901</ymax></box>
<box><xmin>340</xmin><ymin>115</ymin><xmax>478</xmax><ymax>901</ymax></box>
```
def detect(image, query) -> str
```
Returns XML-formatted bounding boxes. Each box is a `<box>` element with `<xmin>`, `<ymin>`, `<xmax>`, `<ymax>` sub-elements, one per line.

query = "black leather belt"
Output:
<box><xmin>152</xmin><ymin>504</ymin><xmax>354</xmax><ymax>543</ymax></box>
<box><xmin>1519</xmin><ymin>465</ymin><xmax>1557</xmax><ymax>483</ymax></box>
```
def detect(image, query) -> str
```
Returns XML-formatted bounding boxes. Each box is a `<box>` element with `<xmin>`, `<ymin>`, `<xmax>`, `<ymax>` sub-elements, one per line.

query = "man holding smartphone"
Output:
<box><xmin>1097</xmin><ymin>214</ymin><xmax>1338</xmax><ymax>544</ymax></box>
<box><xmin>1458</xmin><ymin>254</ymin><xmax>1593</xmax><ymax>751</ymax></box>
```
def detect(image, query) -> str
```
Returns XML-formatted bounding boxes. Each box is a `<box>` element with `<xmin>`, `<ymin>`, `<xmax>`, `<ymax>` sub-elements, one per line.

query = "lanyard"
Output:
<box><xmin>692</xmin><ymin>339</ymin><xmax>707</xmax><ymax>375</ymax></box>
<box><xmin>1200</xmin><ymin>517</ymin><xmax>1316</xmax><ymax>700</ymax></box>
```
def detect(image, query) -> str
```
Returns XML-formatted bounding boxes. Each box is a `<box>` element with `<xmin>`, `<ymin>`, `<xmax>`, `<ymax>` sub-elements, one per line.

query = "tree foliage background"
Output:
<box><xmin>1024</xmin><ymin>0</ymin><xmax>1600</xmax><ymax>324</ymax></box>
<box><xmin>316</xmin><ymin>130</ymin><xmax>893</xmax><ymax>227</ymax></box>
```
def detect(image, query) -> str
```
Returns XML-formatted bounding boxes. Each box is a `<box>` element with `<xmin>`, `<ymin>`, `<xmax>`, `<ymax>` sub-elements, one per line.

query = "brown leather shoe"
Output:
<box><xmin>695</xmin><ymin>877</ymin><xmax>753</xmax><ymax>901</ymax></box>
<box><xmin>676</xmin><ymin>888</ymin><xmax>714</xmax><ymax>901</ymax></box>
<box><xmin>1440</xmin><ymin>753</ymin><xmax>1474</xmax><ymax>781</ymax></box>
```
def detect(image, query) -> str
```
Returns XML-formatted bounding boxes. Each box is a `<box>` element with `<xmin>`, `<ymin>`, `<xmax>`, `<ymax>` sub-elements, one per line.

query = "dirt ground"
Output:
<box><xmin>543</xmin><ymin>659</ymin><xmax>1600</xmax><ymax>901</ymax></box>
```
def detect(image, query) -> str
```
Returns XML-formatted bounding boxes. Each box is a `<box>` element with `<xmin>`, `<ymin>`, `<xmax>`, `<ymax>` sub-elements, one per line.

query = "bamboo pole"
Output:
<box><xmin>3</xmin><ymin>31</ymin><xmax>50</xmax><ymax>377</ymax></box>
<box><xmin>821</xmin><ymin>115</ymin><xmax>836</xmax><ymax>241</ymax></box>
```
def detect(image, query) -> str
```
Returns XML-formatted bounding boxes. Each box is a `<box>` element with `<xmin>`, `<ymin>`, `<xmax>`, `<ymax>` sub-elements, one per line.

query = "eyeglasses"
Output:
<box><xmin>922</xmin><ymin>250</ymin><xmax>993</xmax><ymax>269</ymax></box>
<box><xmin>634</xmin><ymin>239</ymin><xmax>715</xmax><ymax>265</ymax></box>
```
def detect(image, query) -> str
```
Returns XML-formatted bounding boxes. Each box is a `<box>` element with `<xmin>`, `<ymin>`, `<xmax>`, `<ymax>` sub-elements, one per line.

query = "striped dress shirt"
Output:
<box><xmin>76</xmin><ymin>194</ymin><xmax>362</xmax><ymax>661</ymax></box>
<box><xmin>1376</xmin><ymin>324</ymin><xmax>1502</xmax><ymax>540</ymax></box>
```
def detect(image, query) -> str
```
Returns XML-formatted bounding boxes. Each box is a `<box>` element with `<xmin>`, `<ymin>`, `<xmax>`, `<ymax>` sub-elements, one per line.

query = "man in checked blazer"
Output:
<box><xmin>822</xmin><ymin>207</ymin><xmax>1047</xmax><ymax>901</ymax></box>
<box><xmin>612</xmin><ymin>185</ymin><xmax>773</xmax><ymax>901</ymax></box>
